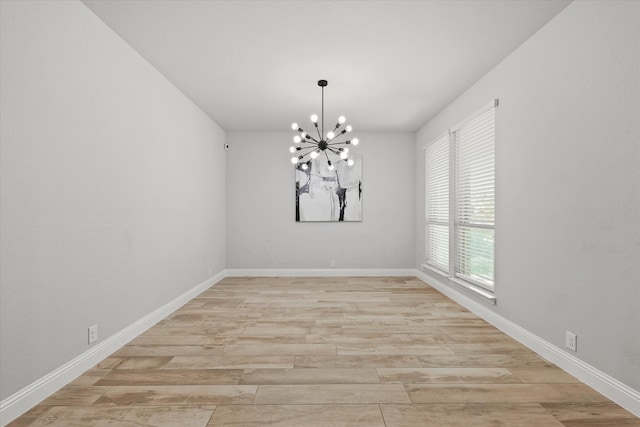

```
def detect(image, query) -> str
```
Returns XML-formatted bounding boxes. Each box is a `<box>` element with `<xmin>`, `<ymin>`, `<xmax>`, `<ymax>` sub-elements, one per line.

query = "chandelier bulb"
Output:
<box><xmin>289</xmin><ymin>146</ymin><xmax>296</xmax><ymax>153</ymax></box>
<box><xmin>338</xmin><ymin>116</ymin><xmax>346</xmax><ymax>124</ymax></box>
<box><xmin>293</xmin><ymin>135</ymin><xmax>302</xmax><ymax>143</ymax></box>
<box><xmin>291</xmin><ymin>123</ymin><xmax>298</xmax><ymax>131</ymax></box>
<box><xmin>328</xmin><ymin>163</ymin><xmax>335</xmax><ymax>171</ymax></box>
<box><xmin>301</xmin><ymin>163</ymin><xmax>308</xmax><ymax>170</ymax></box>
<box><xmin>347</xmin><ymin>159</ymin><xmax>355</xmax><ymax>166</ymax></box>
<box><xmin>310</xmin><ymin>150</ymin><xmax>319</xmax><ymax>159</ymax></box>
<box><xmin>291</xmin><ymin>157</ymin><xmax>299</xmax><ymax>164</ymax></box>
<box><xmin>311</xmin><ymin>114</ymin><xmax>318</xmax><ymax>124</ymax></box>
<box><xmin>343</xmin><ymin>148</ymin><xmax>349</xmax><ymax>154</ymax></box>
<box><xmin>327</xmin><ymin>131</ymin><xmax>335</xmax><ymax>139</ymax></box>
<box><xmin>346</xmin><ymin>125</ymin><xmax>352</xmax><ymax>132</ymax></box>
<box><xmin>352</xmin><ymin>138</ymin><xmax>359</xmax><ymax>146</ymax></box>
<box><xmin>340</xmin><ymin>151</ymin><xmax>348</xmax><ymax>160</ymax></box>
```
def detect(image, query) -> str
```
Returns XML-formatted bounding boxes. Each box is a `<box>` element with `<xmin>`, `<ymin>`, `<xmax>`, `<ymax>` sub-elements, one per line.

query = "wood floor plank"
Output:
<box><xmin>39</xmin><ymin>386</ymin><xmax>111</xmax><ymax>406</ymax></box>
<box><xmin>9</xmin><ymin>276</ymin><xmax>637</xmax><ymax>426</ymax></box>
<box><xmin>95</xmin><ymin>385</ymin><xmax>257</xmax><ymax>405</ymax></box>
<box><xmin>208</xmin><ymin>404</ymin><xmax>385</xmax><ymax>426</ymax></box>
<box><xmin>380</xmin><ymin>403</ymin><xmax>565</xmax><ymax>426</ymax></box>
<box><xmin>509</xmin><ymin>367</ymin><xmax>581</xmax><ymax>383</ymax></box>
<box><xmin>24</xmin><ymin>406</ymin><xmax>215</xmax><ymax>427</ymax></box>
<box><xmin>95</xmin><ymin>369</ymin><xmax>243</xmax><ymax>386</ymax></box>
<box><xmin>166</xmin><ymin>355</ymin><xmax>295</xmax><ymax>369</ymax></box>
<box><xmin>238</xmin><ymin>368</ymin><xmax>379</xmax><ymax>385</ymax></box>
<box><xmin>294</xmin><ymin>354</ymin><xmax>425</xmax><ymax>368</ymax></box>
<box><xmin>377</xmin><ymin>367</ymin><xmax>519</xmax><ymax>384</ymax></box>
<box><xmin>113</xmin><ymin>345</ymin><xmax>224</xmax><ymax>357</ymax></box>
<box><xmin>406</xmin><ymin>383</ymin><xmax>572</xmax><ymax>403</ymax></box>
<box><xmin>223</xmin><ymin>343</ymin><xmax>336</xmax><ymax>356</ymax></box>
<box><xmin>541</xmin><ymin>402</ymin><xmax>640</xmax><ymax>426</ymax></box>
<box><xmin>253</xmin><ymin>384</ymin><xmax>411</xmax><ymax>404</ymax></box>
<box><xmin>112</xmin><ymin>356</ymin><xmax>173</xmax><ymax>370</ymax></box>
<box><xmin>336</xmin><ymin>343</ymin><xmax>453</xmax><ymax>355</ymax></box>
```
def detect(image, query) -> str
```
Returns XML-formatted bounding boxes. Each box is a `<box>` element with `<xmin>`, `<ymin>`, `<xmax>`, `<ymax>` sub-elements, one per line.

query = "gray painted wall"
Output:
<box><xmin>0</xmin><ymin>1</ymin><xmax>226</xmax><ymax>399</ymax></box>
<box><xmin>416</xmin><ymin>1</ymin><xmax>640</xmax><ymax>390</ymax></box>
<box><xmin>226</xmin><ymin>132</ymin><xmax>415</xmax><ymax>269</ymax></box>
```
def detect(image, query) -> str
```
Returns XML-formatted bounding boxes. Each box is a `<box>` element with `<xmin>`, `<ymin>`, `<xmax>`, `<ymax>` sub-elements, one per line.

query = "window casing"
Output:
<box><xmin>424</xmin><ymin>101</ymin><xmax>496</xmax><ymax>299</ymax></box>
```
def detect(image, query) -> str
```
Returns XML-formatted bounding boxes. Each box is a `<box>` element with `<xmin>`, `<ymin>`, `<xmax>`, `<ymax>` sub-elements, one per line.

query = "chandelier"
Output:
<box><xmin>290</xmin><ymin>79</ymin><xmax>359</xmax><ymax>171</ymax></box>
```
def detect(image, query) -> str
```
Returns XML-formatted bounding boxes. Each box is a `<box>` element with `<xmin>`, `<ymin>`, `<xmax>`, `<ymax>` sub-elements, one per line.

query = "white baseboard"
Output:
<box><xmin>224</xmin><ymin>268</ymin><xmax>417</xmax><ymax>277</ymax></box>
<box><xmin>415</xmin><ymin>269</ymin><xmax>640</xmax><ymax>418</ymax></box>
<box><xmin>0</xmin><ymin>271</ymin><xmax>225</xmax><ymax>426</ymax></box>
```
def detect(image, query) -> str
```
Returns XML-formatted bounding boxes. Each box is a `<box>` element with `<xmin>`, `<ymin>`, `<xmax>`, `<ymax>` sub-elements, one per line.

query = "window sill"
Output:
<box><xmin>421</xmin><ymin>263</ymin><xmax>449</xmax><ymax>279</ymax></box>
<box><xmin>450</xmin><ymin>278</ymin><xmax>496</xmax><ymax>305</ymax></box>
<box><xmin>421</xmin><ymin>264</ymin><xmax>496</xmax><ymax>305</ymax></box>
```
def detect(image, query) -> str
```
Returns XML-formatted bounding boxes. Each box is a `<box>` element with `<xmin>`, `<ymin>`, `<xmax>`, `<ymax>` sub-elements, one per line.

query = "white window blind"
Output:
<box><xmin>454</xmin><ymin>107</ymin><xmax>495</xmax><ymax>290</ymax></box>
<box><xmin>425</xmin><ymin>134</ymin><xmax>450</xmax><ymax>273</ymax></box>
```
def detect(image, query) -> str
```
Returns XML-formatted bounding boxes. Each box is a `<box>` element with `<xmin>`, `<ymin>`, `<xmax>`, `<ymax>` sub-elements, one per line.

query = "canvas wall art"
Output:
<box><xmin>295</xmin><ymin>155</ymin><xmax>362</xmax><ymax>222</ymax></box>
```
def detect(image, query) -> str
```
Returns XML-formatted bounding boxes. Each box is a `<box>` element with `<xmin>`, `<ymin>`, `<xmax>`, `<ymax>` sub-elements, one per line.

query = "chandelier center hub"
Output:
<box><xmin>318</xmin><ymin>140</ymin><xmax>328</xmax><ymax>151</ymax></box>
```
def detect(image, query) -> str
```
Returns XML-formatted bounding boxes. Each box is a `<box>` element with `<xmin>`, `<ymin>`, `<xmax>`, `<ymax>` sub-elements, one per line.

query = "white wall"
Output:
<box><xmin>226</xmin><ymin>132</ymin><xmax>415</xmax><ymax>269</ymax></box>
<box><xmin>416</xmin><ymin>1</ymin><xmax>640</xmax><ymax>391</ymax></box>
<box><xmin>0</xmin><ymin>0</ymin><xmax>226</xmax><ymax>400</ymax></box>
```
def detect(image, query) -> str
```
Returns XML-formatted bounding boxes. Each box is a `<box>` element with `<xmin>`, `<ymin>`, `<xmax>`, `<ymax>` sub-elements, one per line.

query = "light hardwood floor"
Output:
<box><xmin>10</xmin><ymin>277</ymin><xmax>639</xmax><ymax>426</ymax></box>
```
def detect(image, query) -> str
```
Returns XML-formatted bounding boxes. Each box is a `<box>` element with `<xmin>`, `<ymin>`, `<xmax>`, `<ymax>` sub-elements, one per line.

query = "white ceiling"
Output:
<box><xmin>82</xmin><ymin>0</ymin><xmax>570</xmax><ymax>132</ymax></box>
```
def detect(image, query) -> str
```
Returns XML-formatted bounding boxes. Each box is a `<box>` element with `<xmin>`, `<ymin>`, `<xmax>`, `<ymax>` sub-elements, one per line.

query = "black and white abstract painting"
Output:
<box><xmin>295</xmin><ymin>155</ymin><xmax>362</xmax><ymax>222</ymax></box>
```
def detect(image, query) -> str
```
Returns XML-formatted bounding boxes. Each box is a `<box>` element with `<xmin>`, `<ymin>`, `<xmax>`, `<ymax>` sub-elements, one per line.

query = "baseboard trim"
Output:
<box><xmin>415</xmin><ymin>269</ymin><xmax>640</xmax><ymax>418</ymax></box>
<box><xmin>224</xmin><ymin>268</ymin><xmax>417</xmax><ymax>277</ymax></box>
<box><xmin>0</xmin><ymin>271</ymin><xmax>225</xmax><ymax>426</ymax></box>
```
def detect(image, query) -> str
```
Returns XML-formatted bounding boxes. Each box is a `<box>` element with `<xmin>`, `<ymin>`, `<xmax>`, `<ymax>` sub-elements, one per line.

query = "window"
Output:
<box><xmin>424</xmin><ymin>101</ymin><xmax>496</xmax><ymax>300</ymax></box>
<box><xmin>454</xmin><ymin>107</ymin><xmax>495</xmax><ymax>290</ymax></box>
<box><xmin>425</xmin><ymin>134</ymin><xmax>449</xmax><ymax>273</ymax></box>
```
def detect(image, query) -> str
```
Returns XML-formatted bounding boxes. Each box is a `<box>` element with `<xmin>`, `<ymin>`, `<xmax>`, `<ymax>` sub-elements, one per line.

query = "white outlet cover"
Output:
<box><xmin>88</xmin><ymin>324</ymin><xmax>98</xmax><ymax>344</ymax></box>
<box><xmin>565</xmin><ymin>330</ymin><xmax>577</xmax><ymax>352</ymax></box>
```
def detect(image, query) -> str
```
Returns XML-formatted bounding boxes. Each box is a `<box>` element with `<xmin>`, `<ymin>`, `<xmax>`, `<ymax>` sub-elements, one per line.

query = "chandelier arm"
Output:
<box><xmin>324</xmin><ymin>150</ymin><xmax>332</xmax><ymax>163</ymax></box>
<box><xmin>327</xmin><ymin>140</ymin><xmax>350</xmax><ymax>146</ymax></box>
<box><xmin>303</xmin><ymin>136</ymin><xmax>319</xmax><ymax>143</ymax></box>
<box><xmin>314</xmin><ymin>123</ymin><xmax>322</xmax><ymax>141</ymax></box>
<box><xmin>325</xmin><ymin>129</ymin><xmax>348</xmax><ymax>144</ymax></box>
<box><xmin>297</xmin><ymin>127</ymin><xmax>319</xmax><ymax>143</ymax></box>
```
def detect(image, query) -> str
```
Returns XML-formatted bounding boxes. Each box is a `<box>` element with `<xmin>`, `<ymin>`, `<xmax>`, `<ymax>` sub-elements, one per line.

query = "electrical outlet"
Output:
<box><xmin>565</xmin><ymin>330</ymin><xmax>577</xmax><ymax>352</ymax></box>
<box><xmin>330</xmin><ymin>259</ymin><xmax>336</xmax><ymax>268</ymax></box>
<box><xmin>88</xmin><ymin>324</ymin><xmax>98</xmax><ymax>344</ymax></box>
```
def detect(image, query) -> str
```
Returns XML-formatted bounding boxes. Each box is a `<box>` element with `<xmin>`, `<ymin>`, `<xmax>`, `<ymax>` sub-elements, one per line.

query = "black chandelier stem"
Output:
<box><xmin>321</xmin><ymin>85</ymin><xmax>325</xmax><ymax>140</ymax></box>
